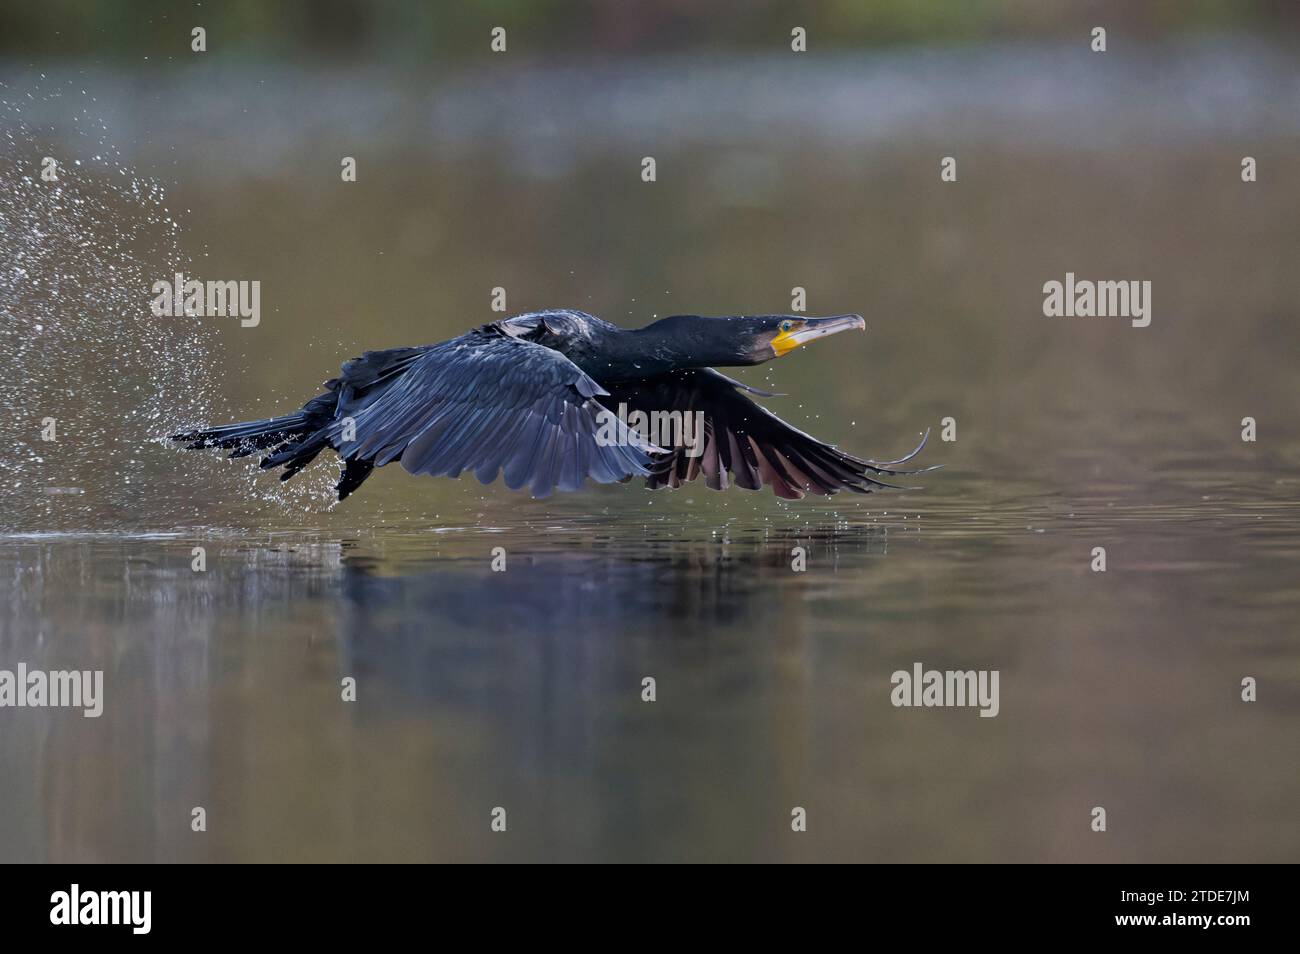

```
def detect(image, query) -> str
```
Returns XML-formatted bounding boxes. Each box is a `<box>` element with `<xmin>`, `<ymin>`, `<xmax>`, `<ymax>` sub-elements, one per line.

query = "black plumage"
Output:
<box><xmin>172</xmin><ymin>309</ymin><xmax>935</xmax><ymax>501</ymax></box>
<box><xmin>603</xmin><ymin>368</ymin><xmax>928</xmax><ymax>500</ymax></box>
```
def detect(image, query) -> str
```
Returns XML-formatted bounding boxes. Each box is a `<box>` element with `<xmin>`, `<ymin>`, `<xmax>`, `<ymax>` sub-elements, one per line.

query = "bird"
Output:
<box><xmin>171</xmin><ymin>310</ymin><xmax>936</xmax><ymax>502</ymax></box>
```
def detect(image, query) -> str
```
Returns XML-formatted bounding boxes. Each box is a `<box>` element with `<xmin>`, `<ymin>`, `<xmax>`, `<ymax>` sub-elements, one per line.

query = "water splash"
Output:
<box><xmin>0</xmin><ymin>76</ymin><xmax>333</xmax><ymax>532</ymax></box>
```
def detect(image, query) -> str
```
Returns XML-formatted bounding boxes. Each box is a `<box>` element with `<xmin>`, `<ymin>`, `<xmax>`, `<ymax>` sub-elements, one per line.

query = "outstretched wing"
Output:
<box><xmin>315</xmin><ymin>329</ymin><xmax>665</xmax><ymax>498</ymax></box>
<box><xmin>599</xmin><ymin>368</ymin><xmax>934</xmax><ymax>500</ymax></box>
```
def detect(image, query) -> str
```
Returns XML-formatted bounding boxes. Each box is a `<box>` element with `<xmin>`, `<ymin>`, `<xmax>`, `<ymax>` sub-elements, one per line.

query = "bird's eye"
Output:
<box><xmin>780</xmin><ymin>320</ymin><xmax>793</xmax><ymax>332</ymax></box>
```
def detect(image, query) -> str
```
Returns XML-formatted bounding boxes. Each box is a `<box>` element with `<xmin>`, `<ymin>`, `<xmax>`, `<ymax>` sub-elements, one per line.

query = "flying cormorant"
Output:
<box><xmin>172</xmin><ymin>310</ymin><xmax>935</xmax><ymax>501</ymax></box>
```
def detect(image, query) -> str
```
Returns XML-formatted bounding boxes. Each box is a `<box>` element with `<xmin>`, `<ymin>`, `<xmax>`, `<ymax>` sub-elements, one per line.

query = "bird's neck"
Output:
<box><xmin>592</xmin><ymin>320</ymin><xmax>733</xmax><ymax>380</ymax></box>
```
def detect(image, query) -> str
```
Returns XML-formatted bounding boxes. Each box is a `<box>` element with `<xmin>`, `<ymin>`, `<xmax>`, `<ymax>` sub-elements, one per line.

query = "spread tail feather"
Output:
<box><xmin>172</xmin><ymin>414</ymin><xmax>377</xmax><ymax>501</ymax></box>
<box><xmin>170</xmin><ymin>414</ymin><xmax>314</xmax><ymax>457</ymax></box>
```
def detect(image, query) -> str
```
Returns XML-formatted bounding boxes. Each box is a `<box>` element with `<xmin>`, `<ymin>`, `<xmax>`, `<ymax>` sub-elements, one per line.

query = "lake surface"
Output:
<box><xmin>1</xmin><ymin>40</ymin><xmax>1298</xmax><ymax>861</ymax></box>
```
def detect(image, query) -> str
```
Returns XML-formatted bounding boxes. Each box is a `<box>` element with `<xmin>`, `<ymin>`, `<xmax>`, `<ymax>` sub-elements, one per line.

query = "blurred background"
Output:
<box><xmin>0</xmin><ymin>1</ymin><xmax>1298</xmax><ymax>862</ymax></box>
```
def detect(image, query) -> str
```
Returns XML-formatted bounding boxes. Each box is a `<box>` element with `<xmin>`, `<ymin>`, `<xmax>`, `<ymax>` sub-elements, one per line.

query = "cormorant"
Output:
<box><xmin>172</xmin><ymin>310</ymin><xmax>935</xmax><ymax>501</ymax></box>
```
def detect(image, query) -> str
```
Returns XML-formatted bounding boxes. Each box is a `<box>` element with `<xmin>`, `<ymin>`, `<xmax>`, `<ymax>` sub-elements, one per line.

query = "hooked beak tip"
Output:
<box><xmin>816</xmin><ymin>314</ymin><xmax>865</xmax><ymax>332</ymax></box>
<box><xmin>813</xmin><ymin>314</ymin><xmax>866</xmax><ymax>335</ymax></box>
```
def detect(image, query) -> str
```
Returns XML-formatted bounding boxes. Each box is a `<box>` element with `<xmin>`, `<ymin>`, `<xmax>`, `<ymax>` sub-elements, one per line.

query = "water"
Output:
<box><xmin>1</xmin><ymin>41</ymin><xmax>1298</xmax><ymax>861</ymax></box>
<box><xmin>2</xmin><ymin>487</ymin><xmax>1297</xmax><ymax>862</ymax></box>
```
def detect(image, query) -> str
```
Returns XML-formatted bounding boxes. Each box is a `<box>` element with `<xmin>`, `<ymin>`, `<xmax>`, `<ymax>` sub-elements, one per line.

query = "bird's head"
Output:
<box><xmin>643</xmin><ymin>313</ymin><xmax>866</xmax><ymax>367</ymax></box>
<box><xmin>758</xmin><ymin>314</ymin><xmax>867</xmax><ymax>361</ymax></box>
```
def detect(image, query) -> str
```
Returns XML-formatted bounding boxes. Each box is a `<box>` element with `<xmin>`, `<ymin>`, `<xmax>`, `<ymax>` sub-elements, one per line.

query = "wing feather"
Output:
<box><xmin>326</xmin><ymin>330</ymin><xmax>664</xmax><ymax>497</ymax></box>
<box><xmin>599</xmin><ymin>368</ymin><xmax>935</xmax><ymax>499</ymax></box>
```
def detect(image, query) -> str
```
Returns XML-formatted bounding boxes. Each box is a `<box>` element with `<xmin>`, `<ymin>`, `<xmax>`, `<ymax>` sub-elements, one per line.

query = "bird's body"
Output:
<box><xmin>172</xmin><ymin>310</ymin><xmax>935</xmax><ymax>501</ymax></box>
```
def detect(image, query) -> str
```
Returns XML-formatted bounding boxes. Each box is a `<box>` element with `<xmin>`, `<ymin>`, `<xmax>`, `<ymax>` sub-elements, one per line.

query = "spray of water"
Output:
<box><xmin>0</xmin><ymin>77</ymin><xmax>334</xmax><ymax>532</ymax></box>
